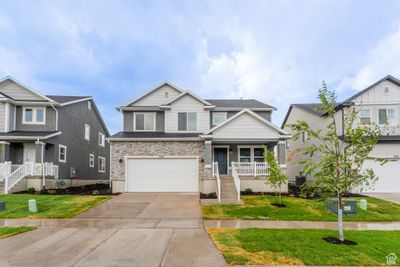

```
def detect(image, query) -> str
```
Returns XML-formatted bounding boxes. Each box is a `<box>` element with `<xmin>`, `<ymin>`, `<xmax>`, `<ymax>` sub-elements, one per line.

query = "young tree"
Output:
<box><xmin>264</xmin><ymin>147</ymin><xmax>287</xmax><ymax>206</ymax></box>
<box><xmin>289</xmin><ymin>82</ymin><xmax>382</xmax><ymax>242</ymax></box>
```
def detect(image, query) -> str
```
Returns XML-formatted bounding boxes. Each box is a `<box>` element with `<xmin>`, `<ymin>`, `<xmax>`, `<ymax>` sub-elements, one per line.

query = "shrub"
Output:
<box><xmin>243</xmin><ymin>188</ymin><xmax>253</xmax><ymax>195</ymax></box>
<box><xmin>27</xmin><ymin>187</ymin><xmax>36</xmax><ymax>194</ymax></box>
<box><xmin>91</xmin><ymin>190</ymin><xmax>99</xmax><ymax>195</ymax></box>
<box><xmin>300</xmin><ymin>182</ymin><xmax>332</xmax><ymax>199</ymax></box>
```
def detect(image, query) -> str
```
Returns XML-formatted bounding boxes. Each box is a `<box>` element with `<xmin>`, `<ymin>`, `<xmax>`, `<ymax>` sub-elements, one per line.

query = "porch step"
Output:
<box><xmin>219</xmin><ymin>175</ymin><xmax>239</xmax><ymax>201</ymax></box>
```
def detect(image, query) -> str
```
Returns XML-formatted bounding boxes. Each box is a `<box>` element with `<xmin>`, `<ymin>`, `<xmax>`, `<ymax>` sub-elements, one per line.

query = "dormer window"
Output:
<box><xmin>23</xmin><ymin>107</ymin><xmax>45</xmax><ymax>124</ymax></box>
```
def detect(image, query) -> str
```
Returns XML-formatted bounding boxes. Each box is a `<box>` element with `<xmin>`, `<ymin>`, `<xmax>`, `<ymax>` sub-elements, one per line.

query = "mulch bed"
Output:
<box><xmin>200</xmin><ymin>192</ymin><xmax>217</xmax><ymax>199</ymax></box>
<box><xmin>322</xmin><ymin>236</ymin><xmax>358</xmax><ymax>246</ymax></box>
<box><xmin>19</xmin><ymin>183</ymin><xmax>119</xmax><ymax>196</ymax></box>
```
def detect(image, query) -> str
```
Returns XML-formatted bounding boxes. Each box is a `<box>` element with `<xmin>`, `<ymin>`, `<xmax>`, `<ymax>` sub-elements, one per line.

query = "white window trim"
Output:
<box><xmin>22</xmin><ymin>107</ymin><xmax>46</xmax><ymax>125</ymax></box>
<box><xmin>359</xmin><ymin>108</ymin><xmax>371</xmax><ymax>125</ymax></box>
<box><xmin>377</xmin><ymin>108</ymin><xmax>397</xmax><ymax>126</ymax></box>
<box><xmin>85</xmin><ymin>124</ymin><xmax>90</xmax><ymax>140</ymax></box>
<box><xmin>212</xmin><ymin>112</ymin><xmax>227</xmax><ymax>126</ymax></box>
<box><xmin>98</xmin><ymin>132</ymin><xmax>105</xmax><ymax>147</ymax></box>
<box><xmin>59</xmin><ymin>145</ymin><xmax>67</xmax><ymax>163</ymax></box>
<box><xmin>89</xmin><ymin>153</ymin><xmax>95</xmax><ymax>168</ymax></box>
<box><xmin>98</xmin><ymin>156</ymin><xmax>106</xmax><ymax>173</ymax></box>
<box><xmin>178</xmin><ymin>112</ymin><xmax>198</xmax><ymax>132</ymax></box>
<box><xmin>133</xmin><ymin>112</ymin><xmax>156</xmax><ymax>132</ymax></box>
<box><xmin>237</xmin><ymin>146</ymin><xmax>265</xmax><ymax>162</ymax></box>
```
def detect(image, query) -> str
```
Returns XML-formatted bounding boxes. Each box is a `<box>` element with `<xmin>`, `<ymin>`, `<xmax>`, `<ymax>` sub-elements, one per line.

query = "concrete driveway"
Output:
<box><xmin>0</xmin><ymin>193</ymin><xmax>226</xmax><ymax>267</ymax></box>
<box><xmin>364</xmin><ymin>193</ymin><xmax>400</xmax><ymax>204</ymax></box>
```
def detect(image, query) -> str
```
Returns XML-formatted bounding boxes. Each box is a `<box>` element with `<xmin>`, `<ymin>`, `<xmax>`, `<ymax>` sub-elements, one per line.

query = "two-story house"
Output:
<box><xmin>109</xmin><ymin>82</ymin><xmax>291</xmax><ymax>200</ymax></box>
<box><xmin>282</xmin><ymin>75</ymin><xmax>400</xmax><ymax>193</ymax></box>
<box><xmin>0</xmin><ymin>76</ymin><xmax>110</xmax><ymax>193</ymax></box>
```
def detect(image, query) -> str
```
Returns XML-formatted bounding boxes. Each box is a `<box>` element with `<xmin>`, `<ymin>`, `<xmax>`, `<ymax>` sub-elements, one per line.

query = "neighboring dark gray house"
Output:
<box><xmin>0</xmin><ymin>76</ymin><xmax>110</xmax><ymax>193</ymax></box>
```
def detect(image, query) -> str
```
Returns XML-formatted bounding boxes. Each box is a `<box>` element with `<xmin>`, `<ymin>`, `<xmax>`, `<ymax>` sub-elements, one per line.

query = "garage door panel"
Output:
<box><xmin>362</xmin><ymin>160</ymin><xmax>400</xmax><ymax>193</ymax></box>
<box><xmin>126</xmin><ymin>158</ymin><xmax>198</xmax><ymax>192</ymax></box>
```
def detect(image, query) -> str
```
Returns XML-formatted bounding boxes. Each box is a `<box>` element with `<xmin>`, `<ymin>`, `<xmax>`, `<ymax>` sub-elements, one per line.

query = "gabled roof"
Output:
<box><xmin>0</xmin><ymin>76</ymin><xmax>56</xmax><ymax>103</ymax></box>
<box><xmin>281</xmin><ymin>103</ymin><xmax>324</xmax><ymax>128</ymax></box>
<box><xmin>123</xmin><ymin>81</ymin><xmax>185</xmax><ymax>107</ymax></box>
<box><xmin>206</xmin><ymin>99</ymin><xmax>276</xmax><ymax>110</ymax></box>
<box><xmin>343</xmin><ymin>74</ymin><xmax>400</xmax><ymax>103</ymax></box>
<box><xmin>207</xmin><ymin>108</ymin><xmax>290</xmax><ymax>136</ymax></box>
<box><xmin>162</xmin><ymin>91</ymin><xmax>214</xmax><ymax>107</ymax></box>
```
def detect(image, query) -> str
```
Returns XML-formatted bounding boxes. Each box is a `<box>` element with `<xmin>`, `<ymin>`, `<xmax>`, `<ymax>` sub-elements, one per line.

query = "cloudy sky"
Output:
<box><xmin>1</xmin><ymin>0</ymin><xmax>400</xmax><ymax>134</ymax></box>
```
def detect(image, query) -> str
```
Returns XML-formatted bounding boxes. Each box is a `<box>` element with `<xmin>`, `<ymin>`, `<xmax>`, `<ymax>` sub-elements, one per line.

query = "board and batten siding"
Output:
<box><xmin>131</xmin><ymin>85</ymin><xmax>182</xmax><ymax>106</ymax></box>
<box><xmin>212</xmin><ymin>113</ymin><xmax>280</xmax><ymax>139</ymax></box>
<box><xmin>352</xmin><ymin>80</ymin><xmax>400</xmax><ymax>104</ymax></box>
<box><xmin>0</xmin><ymin>81</ymin><xmax>44</xmax><ymax>101</ymax></box>
<box><xmin>164</xmin><ymin>95</ymin><xmax>210</xmax><ymax>133</ymax></box>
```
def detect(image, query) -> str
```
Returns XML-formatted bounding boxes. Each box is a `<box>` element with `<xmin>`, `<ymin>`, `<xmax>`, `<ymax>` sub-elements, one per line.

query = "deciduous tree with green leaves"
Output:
<box><xmin>289</xmin><ymin>82</ymin><xmax>383</xmax><ymax>242</ymax></box>
<box><xmin>264</xmin><ymin>147</ymin><xmax>287</xmax><ymax>206</ymax></box>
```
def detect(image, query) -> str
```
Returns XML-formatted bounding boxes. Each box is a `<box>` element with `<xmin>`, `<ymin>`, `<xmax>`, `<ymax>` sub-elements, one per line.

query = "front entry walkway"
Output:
<box><xmin>0</xmin><ymin>193</ymin><xmax>226</xmax><ymax>267</ymax></box>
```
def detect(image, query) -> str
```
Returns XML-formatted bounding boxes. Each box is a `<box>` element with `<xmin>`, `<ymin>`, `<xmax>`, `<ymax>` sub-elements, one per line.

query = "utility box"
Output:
<box><xmin>325</xmin><ymin>198</ymin><xmax>357</xmax><ymax>216</ymax></box>
<box><xmin>359</xmin><ymin>199</ymin><xmax>368</xmax><ymax>210</ymax></box>
<box><xmin>0</xmin><ymin>201</ymin><xmax>5</xmax><ymax>212</ymax></box>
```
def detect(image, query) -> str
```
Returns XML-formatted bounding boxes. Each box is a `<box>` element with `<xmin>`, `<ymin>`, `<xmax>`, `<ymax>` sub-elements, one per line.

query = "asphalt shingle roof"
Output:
<box><xmin>291</xmin><ymin>103</ymin><xmax>325</xmax><ymax>116</ymax></box>
<box><xmin>109</xmin><ymin>132</ymin><xmax>201</xmax><ymax>139</ymax></box>
<box><xmin>205</xmin><ymin>99</ymin><xmax>275</xmax><ymax>109</ymax></box>
<box><xmin>46</xmin><ymin>95</ymin><xmax>91</xmax><ymax>104</ymax></box>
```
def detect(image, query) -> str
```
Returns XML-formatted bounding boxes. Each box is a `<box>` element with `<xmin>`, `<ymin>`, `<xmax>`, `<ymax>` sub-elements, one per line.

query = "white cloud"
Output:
<box><xmin>340</xmin><ymin>26</ymin><xmax>400</xmax><ymax>91</ymax></box>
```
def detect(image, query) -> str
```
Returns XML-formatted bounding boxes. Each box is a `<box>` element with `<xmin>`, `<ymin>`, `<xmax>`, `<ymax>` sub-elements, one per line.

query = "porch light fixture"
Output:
<box><xmin>119</xmin><ymin>158</ymin><xmax>123</xmax><ymax>163</ymax></box>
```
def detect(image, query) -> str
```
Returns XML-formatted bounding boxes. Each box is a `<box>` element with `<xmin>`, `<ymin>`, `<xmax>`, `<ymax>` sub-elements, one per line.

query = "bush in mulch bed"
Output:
<box><xmin>271</xmin><ymin>203</ymin><xmax>287</xmax><ymax>208</ymax></box>
<box><xmin>200</xmin><ymin>192</ymin><xmax>217</xmax><ymax>199</ymax></box>
<box><xmin>19</xmin><ymin>183</ymin><xmax>119</xmax><ymax>196</ymax></box>
<box><xmin>322</xmin><ymin>236</ymin><xmax>358</xmax><ymax>246</ymax></box>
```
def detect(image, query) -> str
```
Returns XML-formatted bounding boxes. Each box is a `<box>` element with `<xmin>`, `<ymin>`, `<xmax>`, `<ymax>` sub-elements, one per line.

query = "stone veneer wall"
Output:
<box><xmin>110</xmin><ymin>141</ymin><xmax>214</xmax><ymax>193</ymax></box>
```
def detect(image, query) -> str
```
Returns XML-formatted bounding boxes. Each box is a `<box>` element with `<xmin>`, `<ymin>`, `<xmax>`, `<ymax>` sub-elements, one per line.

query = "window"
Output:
<box><xmin>98</xmin><ymin>132</ymin><xmax>105</xmax><ymax>147</ymax></box>
<box><xmin>360</xmin><ymin>109</ymin><xmax>371</xmax><ymax>125</ymax></box>
<box><xmin>89</xmin><ymin>154</ymin><xmax>95</xmax><ymax>168</ymax></box>
<box><xmin>239</xmin><ymin>147</ymin><xmax>268</xmax><ymax>162</ymax></box>
<box><xmin>59</xmin><ymin>145</ymin><xmax>67</xmax><ymax>163</ymax></box>
<box><xmin>164</xmin><ymin>91</ymin><xmax>169</xmax><ymax>98</ymax></box>
<box><xmin>88</xmin><ymin>101</ymin><xmax>92</xmax><ymax>110</ymax></box>
<box><xmin>178</xmin><ymin>112</ymin><xmax>197</xmax><ymax>131</ymax></box>
<box><xmin>301</xmin><ymin>131</ymin><xmax>308</xmax><ymax>142</ymax></box>
<box><xmin>384</xmin><ymin>86</ymin><xmax>390</xmax><ymax>95</ymax></box>
<box><xmin>98</xmin><ymin>156</ymin><xmax>106</xmax><ymax>173</ymax></box>
<box><xmin>85</xmin><ymin>124</ymin><xmax>90</xmax><ymax>140</ymax></box>
<box><xmin>239</xmin><ymin>148</ymin><xmax>251</xmax><ymax>162</ymax></box>
<box><xmin>253</xmin><ymin>148</ymin><xmax>265</xmax><ymax>162</ymax></box>
<box><xmin>23</xmin><ymin>107</ymin><xmax>45</xmax><ymax>124</ymax></box>
<box><xmin>378</xmin><ymin>108</ymin><xmax>396</xmax><ymax>125</ymax></box>
<box><xmin>212</xmin><ymin>112</ymin><xmax>227</xmax><ymax>126</ymax></box>
<box><xmin>134</xmin><ymin>113</ymin><xmax>155</xmax><ymax>131</ymax></box>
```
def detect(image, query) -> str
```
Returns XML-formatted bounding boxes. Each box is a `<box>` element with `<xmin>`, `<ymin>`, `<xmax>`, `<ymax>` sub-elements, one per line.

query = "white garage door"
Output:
<box><xmin>362</xmin><ymin>160</ymin><xmax>400</xmax><ymax>193</ymax></box>
<box><xmin>126</xmin><ymin>157</ymin><xmax>198</xmax><ymax>192</ymax></box>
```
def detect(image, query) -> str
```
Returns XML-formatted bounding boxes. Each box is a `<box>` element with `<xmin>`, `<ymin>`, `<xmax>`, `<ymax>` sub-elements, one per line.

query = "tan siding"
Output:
<box><xmin>0</xmin><ymin>81</ymin><xmax>45</xmax><ymax>101</ymax></box>
<box><xmin>132</xmin><ymin>84</ymin><xmax>182</xmax><ymax>106</ymax></box>
<box><xmin>164</xmin><ymin>95</ymin><xmax>210</xmax><ymax>132</ymax></box>
<box><xmin>212</xmin><ymin>113</ymin><xmax>280</xmax><ymax>139</ymax></box>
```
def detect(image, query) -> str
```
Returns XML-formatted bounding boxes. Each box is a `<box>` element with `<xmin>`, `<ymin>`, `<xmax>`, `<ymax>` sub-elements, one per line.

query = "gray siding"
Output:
<box><xmin>15</xmin><ymin>106</ymin><xmax>57</xmax><ymax>132</ymax></box>
<box><xmin>0</xmin><ymin>103</ymin><xmax>5</xmax><ymax>132</ymax></box>
<box><xmin>48</xmin><ymin>100</ymin><xmax>109</xmax><ymax>180</ymax></box>
<box><xmin>9</xmin><ymin>104</ymin><xmax>15</xmax><ymax>131</ymax></box>
<box><xmin>123</xmin><ymin>111</ymin><xmax>165</xmax><ymax>132</ymax></box>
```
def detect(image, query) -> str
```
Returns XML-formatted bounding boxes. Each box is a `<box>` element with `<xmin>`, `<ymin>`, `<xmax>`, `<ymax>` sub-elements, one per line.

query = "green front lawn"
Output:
<box><xmin>0</xmin><ymin>194</ymin><xmax>111</xmax><ymax>218</ymax></box>
<box><xmin>202</xmin><ymin>195</ymin><xmax>400</xmax><ymax>221</ymax></box>
<box><xmin>0</xmin><ymin>227</ymin><xmax>36</xmax><ymax>239</ymax></box>
<box><xmin>208</xmin><ymin>228</ymin><xmax>400</xmax><ymax>265</ymax></box>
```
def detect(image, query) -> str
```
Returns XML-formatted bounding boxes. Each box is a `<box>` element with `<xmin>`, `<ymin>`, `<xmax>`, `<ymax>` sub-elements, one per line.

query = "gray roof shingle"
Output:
<box><xmin>291</xmin><ymin>103</ymin><xmax>325</xmax><ymax>116</ymax></box>
<box><xmin>205</xmin><ymin>99</ymin><xmax>275</xmax><ymax>109</ymax></box>
<box><xmin>46</xmin><ymin>95</ymin><xmax>91</xmax><ymax>104</ymax></box>
<box><xmin>109</xmin><ymin>132</ymin><xmax>201</xmax><ymax>139</ymax></box>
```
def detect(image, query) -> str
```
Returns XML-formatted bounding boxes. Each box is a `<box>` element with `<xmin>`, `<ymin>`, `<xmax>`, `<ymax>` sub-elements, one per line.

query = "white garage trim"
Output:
<box><xmin>124</xmin><ymin>156</ymin><xmax>199</xmax><ymax>192</ymax></box>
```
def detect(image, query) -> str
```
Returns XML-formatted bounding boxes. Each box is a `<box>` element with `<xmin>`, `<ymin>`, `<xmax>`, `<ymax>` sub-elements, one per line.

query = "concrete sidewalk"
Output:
<box><xmin>204</xmin><ymin>219</ymin><xmax>400</xmax><ymax>230</ymax></box>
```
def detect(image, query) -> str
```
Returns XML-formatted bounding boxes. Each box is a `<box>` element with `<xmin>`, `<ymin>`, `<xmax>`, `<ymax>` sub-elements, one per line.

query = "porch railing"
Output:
<box><xmin>5</xmin><ymin>162</ymin><xmax>34</xmax><ymax>194</ymax></box>
<box><xmin>213</xmin><ymin>162</ymin><xmax>221</xmax><ymax>202</ymax></box>
<box><xmin>0</xmin><ymin>161</ymin><xmax>11</xmax><ymax>182</ymax></box>
<box><xmin>230</xmin><ymin>162</ymin><xmax>241</xmax><ymax>201</ymax></box>
<box><xmin>231</xmin><ymin>162</ymin><xmax>269</xmax><ymax>176</ymax></box>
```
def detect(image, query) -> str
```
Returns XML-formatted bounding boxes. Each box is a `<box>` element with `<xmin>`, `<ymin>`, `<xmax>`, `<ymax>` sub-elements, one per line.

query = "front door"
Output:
<box><xmin>23</xmin><ymin>144</ymin><xmax>36</xmax><ymax>163</ymax></box>
<box><xmin>214</xmin><ymin>147</ymin><xmax>228</xmax><ymax>175</ymax></box>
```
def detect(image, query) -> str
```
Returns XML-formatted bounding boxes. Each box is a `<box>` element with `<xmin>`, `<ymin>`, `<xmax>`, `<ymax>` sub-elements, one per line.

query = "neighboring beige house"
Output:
<box><xmin>282</xmin><ymin>75</ymin><xmax>400</xmax><ymax>193</ymax></box>
<box><xmin>108</xmin><ymin>81</ymin><xmax>291</xmax><ymax>201</ymax></box>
